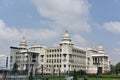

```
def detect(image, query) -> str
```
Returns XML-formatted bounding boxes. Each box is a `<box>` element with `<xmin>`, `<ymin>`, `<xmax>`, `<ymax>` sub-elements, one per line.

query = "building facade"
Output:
<box><xmin>10</xmin><ymin>32</ymin><xmax>110</xmax><ymax>75</ymax></box>
<box><xmin>86</xmin><ymin>45</ymin><xmax>110</xmax><ymax>74</ymax></box>
<box><xmin>0</xmin><ymin>54</ymin><xmax>8</xmax><ymax>68</ymax></box>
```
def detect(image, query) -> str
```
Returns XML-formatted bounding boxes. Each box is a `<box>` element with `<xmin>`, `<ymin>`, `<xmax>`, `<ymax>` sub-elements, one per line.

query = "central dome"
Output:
<box><xmin>60</xmin><ymin>31</ymin><xmax>73</xmax><ymax>45</ymax></box>
<box><xmin>62</xmin><ymin>32</ymin><xmax>70</xmax><ymax>38</ymax></box>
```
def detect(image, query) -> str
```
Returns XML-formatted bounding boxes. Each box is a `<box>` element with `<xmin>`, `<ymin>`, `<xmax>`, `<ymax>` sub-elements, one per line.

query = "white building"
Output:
<box><xmin>0</xmin><ymin>54</ymin><xmax>8</xmax><ymax>68</ymax></box>
<box><xmin>86</xmin><ymin>45</ymin><xmax>110</xmax><ymax>74</ymax></box>
<box><xmin>10</xmin><ymin>32</ymin><xmax>110</xmax><ymax>75</ymax></box>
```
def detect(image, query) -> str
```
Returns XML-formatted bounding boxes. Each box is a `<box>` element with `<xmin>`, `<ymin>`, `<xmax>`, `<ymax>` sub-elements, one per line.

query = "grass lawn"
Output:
<box><xmin>34</xmin><ymin>75</ymin><xmax>120</xmax><ymax>80</ymax></box>
<box><xmin>35</xmin><ymin>77</ymin><xmax>120</xmax><ymax>80</ymax></box>
<box><xmin>48</xmin><ymin>77</ymin><xmax>120</xmax><ymax>80</ymax></box>
<box><xmin>78</xmin><ymin>78</ymin><xmax>120</xmax><ymax>80</ymax></box>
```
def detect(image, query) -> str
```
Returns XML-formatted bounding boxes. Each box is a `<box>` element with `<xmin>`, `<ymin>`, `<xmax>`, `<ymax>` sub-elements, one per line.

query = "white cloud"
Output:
<box><xmin>0</xmin><ymin>19</ymin><xmax>20</xmax><ymax>40</ymax></box>
<box><xmin>72</xmin><ymin>34</ymin><xmax>87</xmax><ymax>47</ymax></box>
<box><xmin>32</xmin><ymin>0</ymin><xmax>91</xmax><ymax>33</ymax></box>
<box><xmin>0</xmin><ymin>19</ymin><xmax>59</xmax><ymax>54</ymax></box>
<box><xmin>104</xmin><ymin>21</ymin><xmax>120</xmax><ymax>33</ymax></box>
<box><xmin>0</xmin><ymin>19</ymin><xmax>88</xmax><ymax>48</ymax></box>
<box><xmin>21</xmin><ymin>29</ymin><xmax>59</xmax><ymax>41</ymax></box>
<box><xmin>0</xmin><ymin>0</ymin><xmax>92</xmax><ymax>54</ymax></box>
<box><xmin>0</xmin><ymin>19</ymin><xmax>59</xmax><ymax>41</ymax></box>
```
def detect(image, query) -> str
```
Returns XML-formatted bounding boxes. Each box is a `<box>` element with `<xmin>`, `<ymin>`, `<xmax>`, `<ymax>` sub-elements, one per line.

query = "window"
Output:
<box><xmin>32</xmin><ymin>54</ymin><xmax>36</xmax><ymax>58</ymax></box>
<box><xmin>47</xmin><ymin>59</ymin><xmax>48</xmax><ymax>63</ymax></box>
<box><xmin>60</xmin><ymin>49</ymin><xmax>62</xmax><ymax>52</ymax></box>
<box><xmin>55</xmin><ymin>49</ymin><xmax>56</xmax><ymax>52</ymax></box>
<box><xmin>57</xmin><ymin>59</ymin><xmax>59</xmax><ymax>63</ymax></box>
<box><xmin>54</xmin><ymin>59</ymin><xmax>56</xmax><ymax>63</ymax></box>
<box><xmin>60</xmin><ymin>59</ymin><xmax>61</xmax><ymax>63</ymax></box>
<box><xmin>57</xmin><ymin>49</ymin><xmax>59</xmax><ymax>52</ymax></box>
<box><xmin>10</xmin><ymin>56</ymin><xmax>13</xmax><ymax>59</ymax></box>
<box><xmin>55</xmin><ymin>54</ymin><xmax>56</xmax><ymax>57</ymax></box>
<box><xmin>60</xmin><ymin>54</ymin><xmax>61</xmax><ymax>57</ymax></box>
<box><xmin>64</xmin><ymin>65</ymin><xmax>66</xmax><ymax>67</ymax></box>
<box><xmin>32</xmin><ymin>60</ymin><xmax>36</xmax><ymax>62</ymax></box>
<box><xmin>57</xmin><ymin>54</ymin><xmax>59</xmax><ymax>57</ymax></box>
<box><xmin>49</xmin><ymin>59</ymin><xmax>51</xmax><ymax>63</ymax></box>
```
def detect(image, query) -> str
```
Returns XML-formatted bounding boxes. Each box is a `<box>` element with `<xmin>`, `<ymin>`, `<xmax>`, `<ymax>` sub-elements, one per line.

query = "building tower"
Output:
<box><xmin>19</xmin><ymin>37</ymin><xmax>27</xmax><ymax>48</ymax></box>
<box><xmin>60</xmin><ymin>31</ymin><xmax>73</xmax><ymax>46</ymax></box>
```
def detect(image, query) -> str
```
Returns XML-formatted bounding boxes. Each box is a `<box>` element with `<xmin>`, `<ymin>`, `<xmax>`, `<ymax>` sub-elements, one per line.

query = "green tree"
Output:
<box><xmin>110</xmin><ymin>64</ymin><xmax>115</xmax><ymax>73</ymax></box>
<box><xmin>12</xmin><ymin>62</ymin><xmax>18</xmax><ymax>74</ymax></box>
<box><xmin>29</xmin><ymin>72</ymin><xmax>33</xmax><ymax>80</ymax></box>
<box><xmin>73</xmin><ymin>69</ymin><xmax>77</xmax><ymax>80</ymax></box>
<box><xmin>115</xmin><ymin>62</ymin><xmax>120</xmax><ymax>75</ymax></box>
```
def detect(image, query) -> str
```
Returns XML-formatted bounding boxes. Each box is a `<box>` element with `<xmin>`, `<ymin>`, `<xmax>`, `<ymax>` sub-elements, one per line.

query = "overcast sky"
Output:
<box><xmin>0</xmin><ymin>0</ymin><xmax>120</xmax><ymax>65</ymax></box>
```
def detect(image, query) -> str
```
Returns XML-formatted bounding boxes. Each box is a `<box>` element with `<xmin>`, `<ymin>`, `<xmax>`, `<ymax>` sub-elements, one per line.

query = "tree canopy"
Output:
<box><xmin>115</xmin><ymin>62</ymin><xmax>120</xmax><ymax>71</ymax></box>
<box><xmin>110</xmin><ymin>64</ymin><xmax>115</xmax><ymax>73</ymax></box>
<box><xmin>12</xmin><ymin>62</ymin><xmax>18</xmax><ymax>74</ymax></box>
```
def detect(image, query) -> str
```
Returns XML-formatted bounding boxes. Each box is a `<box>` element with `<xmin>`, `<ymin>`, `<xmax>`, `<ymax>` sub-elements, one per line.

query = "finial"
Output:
<box><xmin>23</xmin><ymin>36</ymin><xmax>25</xmax><ymax>40</ymax></box>
<box><xmin>99</xmin><ymin>43</ymin><xmax>102</xmax><ymax>46</ymax></box>
<box><xmin>65</xmin><ymin>30</ymin><xmax>68</xmax><ymax>33</ymax></box>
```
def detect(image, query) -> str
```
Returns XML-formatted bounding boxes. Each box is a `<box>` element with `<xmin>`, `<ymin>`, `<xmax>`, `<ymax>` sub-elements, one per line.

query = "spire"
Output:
<box><xmin>65</xmin><ymin>30</ymin><xmax>68</xmax><ymax>33</ymax></box>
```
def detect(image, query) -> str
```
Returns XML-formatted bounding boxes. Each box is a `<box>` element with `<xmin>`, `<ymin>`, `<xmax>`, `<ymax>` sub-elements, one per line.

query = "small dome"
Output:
<box><xmin>20</xmin><ymin>37</ymin><xmax>26</xmax><ymax>43</ymax></box>
<box><xmin>98</xmin><ymin>44</ymin><xmax>103</xmax><ymax>50</ymax></box>
<box><xmin>98</xmin><ymin>44</ymin><xmax>104</xmax><ymax>53</ymax></box>
<box><xmin>19</xmin><ymin>37</ymin><xmax>27</xmax><ymax>47</ymax></box>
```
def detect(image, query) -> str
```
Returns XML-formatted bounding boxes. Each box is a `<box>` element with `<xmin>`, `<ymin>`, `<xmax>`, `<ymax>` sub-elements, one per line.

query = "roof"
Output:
<box><xmin>92</xmin><ymin>54</ymin><xmax>109</xmax><ymax>57</ymax></box>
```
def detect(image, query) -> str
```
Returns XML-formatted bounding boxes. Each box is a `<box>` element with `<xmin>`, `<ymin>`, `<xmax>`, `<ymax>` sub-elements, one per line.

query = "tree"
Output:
<box><xmin>115</xmin><ymin>62</ymin><xmax>120</xmax><ymax>75</ymax></box>
<box><xmin>12</xmin><ymin>62</ymin><xmax>18</xmax><ymax>74</ymax></box>
<box><xmin>73</xmin><ymin>69</ymin><xmax>77</xmax><ymax>80</ymax></box>
<box><xmin>110</xmin><ymin>64</ymin><xmax>115</xmax><ymax>73</ymax></box>
<box><xmin>29</xmin><ymin>72</ymin><xmax>33</xmax><ymax>80</ymax></box>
